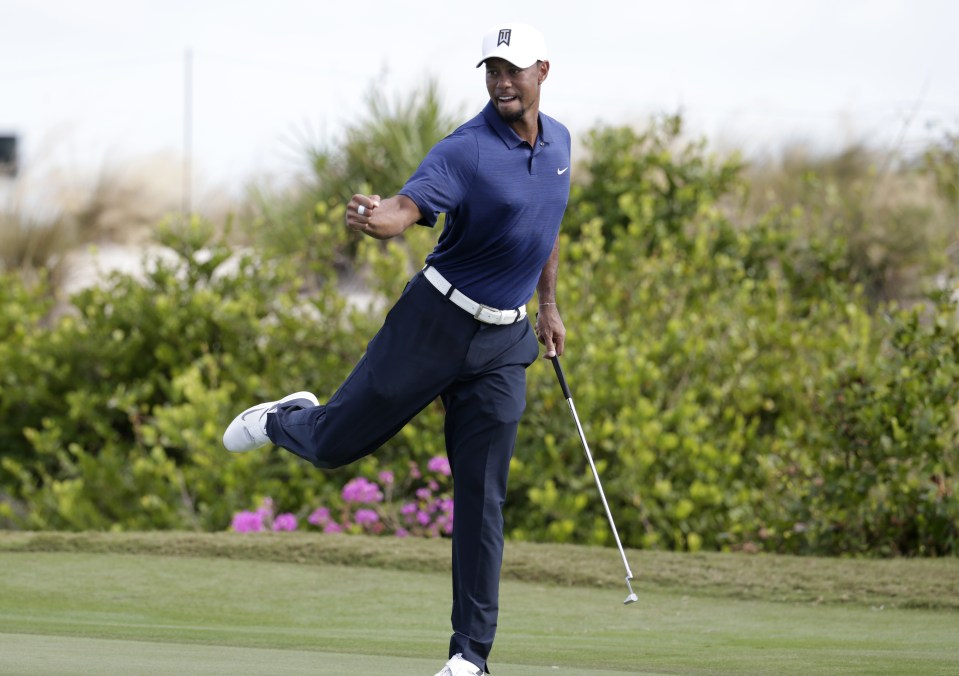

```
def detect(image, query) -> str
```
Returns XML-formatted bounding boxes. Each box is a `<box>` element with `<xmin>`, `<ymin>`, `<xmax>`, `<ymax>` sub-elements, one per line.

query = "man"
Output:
<box><xmin>223</xmin><ymin>22</ymin><xmax>570</xmax><ymax>676</ymax></box>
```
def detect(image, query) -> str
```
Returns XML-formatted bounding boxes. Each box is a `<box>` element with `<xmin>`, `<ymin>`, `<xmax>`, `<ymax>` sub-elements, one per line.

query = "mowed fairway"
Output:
<box><xmin>1</xmin><ymin>536</ymin><xmax>957</xmax><ymax>674</ymax></box>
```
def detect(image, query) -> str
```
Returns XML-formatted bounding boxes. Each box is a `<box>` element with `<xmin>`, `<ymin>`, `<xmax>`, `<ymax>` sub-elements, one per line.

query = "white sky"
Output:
<box><xmin>1</xmin><ymin>0</ymin><xmax>958</xmax><ymax>195</ymax></box>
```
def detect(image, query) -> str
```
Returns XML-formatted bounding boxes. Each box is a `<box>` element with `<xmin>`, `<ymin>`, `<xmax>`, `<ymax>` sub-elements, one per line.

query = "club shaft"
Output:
<box><xmin>552</xmin><ymin>357</ymin><xmax>634</xmax><ymax>582</ymax></box>
<box><xmin>565</xmin><ymin>397</ymin><xmax>634</xmax><ymax>580</ymax></box>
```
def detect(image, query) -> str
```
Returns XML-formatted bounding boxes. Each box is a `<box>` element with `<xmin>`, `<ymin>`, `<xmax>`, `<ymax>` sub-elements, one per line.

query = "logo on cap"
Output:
<box><xmin>497</xmin><ymin>29</ymin><xmax>511</xmax><ymax>46</ymax></box>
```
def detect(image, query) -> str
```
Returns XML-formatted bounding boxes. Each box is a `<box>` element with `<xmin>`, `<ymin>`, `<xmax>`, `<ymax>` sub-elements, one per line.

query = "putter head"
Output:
<box><xmin>623</xmin><ymin>575</ymin><xmax>638</xmax><ymax>605</ymax></box>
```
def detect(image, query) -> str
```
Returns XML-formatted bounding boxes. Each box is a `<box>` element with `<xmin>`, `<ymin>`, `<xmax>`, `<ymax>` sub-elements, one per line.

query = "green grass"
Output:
<box><xmin>1</xmin><ymin>532</ymin><xmax>958</xmax><ymax>674</ymax></box>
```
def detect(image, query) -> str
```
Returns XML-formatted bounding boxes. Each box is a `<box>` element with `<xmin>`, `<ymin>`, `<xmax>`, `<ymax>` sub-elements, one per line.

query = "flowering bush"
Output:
<box><xmin>229</xmin><ymin>456</ymin><xmax>454</xmax><ymax>538</ymax></box>
<box><xmin>230</xmin><ymin>497</ymin><xmax>299</xmax><ymax>533</ymax></box>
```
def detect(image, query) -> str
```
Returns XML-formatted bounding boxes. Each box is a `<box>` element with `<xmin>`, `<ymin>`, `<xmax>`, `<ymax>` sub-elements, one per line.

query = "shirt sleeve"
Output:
<box><xmin>398</xmin><ymin>130</ymin><xmax>478</xmax><ymax>227</ymax></box>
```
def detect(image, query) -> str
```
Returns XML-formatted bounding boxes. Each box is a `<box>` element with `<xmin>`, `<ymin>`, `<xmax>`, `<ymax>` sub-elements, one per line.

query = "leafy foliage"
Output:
<box><xmin>240</xmin><ymin>78</ymin><xmax>459</xmax><ymax>281</ymax></box>
<box><xmin>1</xmin><ymin>217</ymin><xmax>365</xmax><ymax>530</ymax></box>
<box><xmin>567</xmin><ymin>115</ymin><xmax>743</xmax><ymax>253</ymax></box>
<box><xmin>786</xmin><ymin>295</ymin><xmax>959</xmax><ymax>556</ymax></box>
<box><xmin>308</xmin><ymin>78</ymin><xmax>463</xmax><ymax>203</ymax></box>
<box><xmin>923</xmin><ymin>131</ymin><xmax>959</xmax><ymax>207</ymax></box>
<box><xmin>745</xmin><ymin>145</ymin><xmax>958</xmax><ymax>305</ymax></box>
<box><xmin>2</xmin><ymin>104</ymin><xmax>958</xmax><ymax>557</ymax></box>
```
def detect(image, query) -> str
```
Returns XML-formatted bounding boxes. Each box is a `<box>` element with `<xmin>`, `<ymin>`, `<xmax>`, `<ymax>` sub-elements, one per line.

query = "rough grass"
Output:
<box><xmin>2</xmin><ymin>544</ymin><xmax>958</xmax><ymax>675</ymax></box>
<box><xmin>3</xmin><ymin>532</ymin><xmax>958</xmax><ymax>674</ymax></box>
<box><xmin>2</xmin><ymin>530</ymin><xmax>956</xmax><ymax>610</ymax></box>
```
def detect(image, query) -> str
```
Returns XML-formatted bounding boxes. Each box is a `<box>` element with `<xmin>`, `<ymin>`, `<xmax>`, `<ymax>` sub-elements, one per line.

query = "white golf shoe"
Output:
<box><xmin>433</xmin><ymin>653</ymin><xmax>487</xmax><ymax>676</ymax></box>
<box><xmin>222</xmin><ymin>391</ymin><xmax>318</xmax><ymax>453</ymax></box>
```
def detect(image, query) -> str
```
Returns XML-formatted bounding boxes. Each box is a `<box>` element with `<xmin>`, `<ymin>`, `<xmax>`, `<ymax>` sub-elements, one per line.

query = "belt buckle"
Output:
<box><xmin>474</xmin><ymin>304</ymin><xmax>495</xmax><ymax>322</ymax></box>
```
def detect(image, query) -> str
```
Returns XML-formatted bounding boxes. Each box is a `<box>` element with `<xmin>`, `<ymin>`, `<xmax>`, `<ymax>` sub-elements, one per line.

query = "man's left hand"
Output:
<box><xmin>535</xmin><ymin>304</ymin><xmax>565</xmax><ymax>359</ymax></box>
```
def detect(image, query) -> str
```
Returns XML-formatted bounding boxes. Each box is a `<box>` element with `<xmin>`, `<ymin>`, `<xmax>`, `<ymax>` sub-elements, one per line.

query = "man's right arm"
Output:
<box><xmin>346</xmin><ymin>194</ymin><xmax>422</xmax><ymax>240</ymax></box>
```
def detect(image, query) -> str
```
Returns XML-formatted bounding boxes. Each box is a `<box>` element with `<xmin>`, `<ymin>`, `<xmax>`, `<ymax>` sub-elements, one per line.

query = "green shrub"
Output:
<box><xmin>2</xmin><ymin>114</ymin><xmax>957</xmax><ymax>558</ymax></box>
<box><xmin>515</xmin><ymin>208</ymin><xmax>834</xmax><ymax>550</ymax></box>
<box><xmin>1</xmin><ymin>217</ymin><xmax>364</xmax><ymax>530</ymax></box>
<box><xmin>566</xmin><ymin>115</ymin><xmax>744</xmax><ymax>253</ymax></box>
<box><xmin>780</xmin><ymin>295</ymin><xmax>959</xmax><ymax>556</ymax></box>
<box><xmin>745</xmin><ymin>145</ymin><xmax>959</xmax><ymax>305</ymax></box>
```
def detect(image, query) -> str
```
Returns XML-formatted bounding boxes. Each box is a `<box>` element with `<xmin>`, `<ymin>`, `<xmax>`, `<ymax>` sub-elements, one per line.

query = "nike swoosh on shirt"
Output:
<box><xmin>557</xmin><ymin>167</ymin><xmax>569</xmax><ymax>175</ymax></box>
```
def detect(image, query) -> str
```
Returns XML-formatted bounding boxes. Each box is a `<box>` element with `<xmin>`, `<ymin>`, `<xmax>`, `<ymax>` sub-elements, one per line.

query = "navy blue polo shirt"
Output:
<box><xmin>399</xmin><ymin>101</ymin><xmax>571</xmax><ymax>310</ymax></box>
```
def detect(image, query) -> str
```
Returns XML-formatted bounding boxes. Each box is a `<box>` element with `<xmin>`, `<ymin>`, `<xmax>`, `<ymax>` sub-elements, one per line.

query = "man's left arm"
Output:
<box><xmin>535</xmin><ymin>235</ymin><xmax>566</xmax><ymax>359</ymax></box>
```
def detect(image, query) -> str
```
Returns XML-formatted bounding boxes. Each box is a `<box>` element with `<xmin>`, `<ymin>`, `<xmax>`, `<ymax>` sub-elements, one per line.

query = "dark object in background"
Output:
<box><xmin>0</xmin><ymin>135</ymin><xmax>18</xmax><ymax>177</ymax></box>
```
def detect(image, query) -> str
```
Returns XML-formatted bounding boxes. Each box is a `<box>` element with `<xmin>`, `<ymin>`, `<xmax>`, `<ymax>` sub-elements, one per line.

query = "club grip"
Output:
<box><xmin>551</xmin><ymin>355</ymin><xmax>572</xmax><ymax>400</ymax></box>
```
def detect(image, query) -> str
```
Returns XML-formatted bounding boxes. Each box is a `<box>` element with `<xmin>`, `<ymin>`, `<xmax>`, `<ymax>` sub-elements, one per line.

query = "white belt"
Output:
<box><xmin>423</xmin><ymin>266</ymin><xmax>527</xmax><ymax>326</ymax></box>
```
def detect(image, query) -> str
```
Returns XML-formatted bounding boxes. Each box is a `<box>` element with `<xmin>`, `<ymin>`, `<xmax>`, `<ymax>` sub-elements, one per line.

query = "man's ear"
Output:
<box><xmin>538</xmin><ymin>60</ymin><xmax>550</xmax><ymax>84</ymax></box>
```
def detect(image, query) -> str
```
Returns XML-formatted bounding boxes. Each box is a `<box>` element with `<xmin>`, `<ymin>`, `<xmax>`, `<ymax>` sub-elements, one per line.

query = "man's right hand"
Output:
<box><xmin>347</xmin><ymin>194</ymin><xmax>382</xmax><ymax>234</ymax></box>
<box><xmin>345</xmin><ymin>194</ymin><xmax>421</xmax><ymax>240</ymax></box>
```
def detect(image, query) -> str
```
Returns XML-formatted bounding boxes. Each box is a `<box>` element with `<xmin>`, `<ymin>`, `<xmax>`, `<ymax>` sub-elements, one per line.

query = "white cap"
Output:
<box><xmin>476</xmin><ymin>23</ymin><xmax>548</xmax><ymax>69</ymax></box>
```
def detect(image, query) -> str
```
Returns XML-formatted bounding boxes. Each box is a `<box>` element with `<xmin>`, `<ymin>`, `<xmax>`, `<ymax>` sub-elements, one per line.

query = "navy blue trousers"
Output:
<box><xmin>266</xmin><ymin>271</ymin><xmax>539</xmax><ymax>671</ymax></box>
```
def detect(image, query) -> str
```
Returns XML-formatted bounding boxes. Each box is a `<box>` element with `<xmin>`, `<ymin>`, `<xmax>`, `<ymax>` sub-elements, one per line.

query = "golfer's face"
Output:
<box><xmin>484</xmin><ymin>58</ymin><xmax>540</xmax><ymax>123</ymax></box>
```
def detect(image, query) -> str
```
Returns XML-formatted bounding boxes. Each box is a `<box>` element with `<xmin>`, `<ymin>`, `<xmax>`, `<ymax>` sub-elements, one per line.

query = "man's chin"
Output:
<box><xmin>496</xmin><ymin>104</ymin><xmax>524</xmax><ymax>124</ymax></box>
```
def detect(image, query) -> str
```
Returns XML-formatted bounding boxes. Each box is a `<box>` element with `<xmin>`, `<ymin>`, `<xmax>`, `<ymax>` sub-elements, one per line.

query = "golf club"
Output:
<box><xmin>551</xmin><ymin>355</ymin><xmax>638</xmax><ymax>605</ymax></box>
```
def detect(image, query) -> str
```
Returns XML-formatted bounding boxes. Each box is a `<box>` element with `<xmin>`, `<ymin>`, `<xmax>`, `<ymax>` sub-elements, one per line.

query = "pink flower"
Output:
<box><xmin>400</xmin><ymin>502</ymin><xmax>417</xmax><ymax>516</ymax></box>
<box><xmin>355</xmin><ymin>509</ymin><xmax>380</xmax><ymax>525</ymax></box>
<box><xmin>416</xmin><ymin>510</ymin><xmax>431</xmax><ymax>526</ymax></box>
<box><xmin>324</xmin><ymin>522</ymin><xmax>343</xmax><ymax>534</ymax></box>
<box><xmin>231</xmin><ymin>510</ymin><xmax>264</xmax><ymax>533</ymax></box>
<box><xmin>395</xmin><ymin>528</ymin><xmax>409</xmax><ymax>538</ymax></box>
<box><xmin>342</xmin><ymin>477</ymin><xmax>384</xmax><ymax>504</ymax></box>
<box><xmin>416</xmin><ymin>487</ymin><xmax>432</xmax><ymax>501</ymax></box>
<box><xmin>256</xmin><ymin>497</ymin><xmax>275</xmax><ymax>519</ymax></box>
<box><xmin>272</xmin><ymin>513</ymin><xmax>298</xmax><ymax>532</ymax></box>
<box><xmin>378</xmin><ymin>470</ymin><xmax>394</xmax><ymax>485</ymax></box>
<box><xmin>427</xmin><ymin>456</ymin><xmax>451</xmax><ymax>476</ymax></box>
<box><xmin>308</xmin><ymin>507</ymin><xmax>330</xmax><ymax>526</ymax></box>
